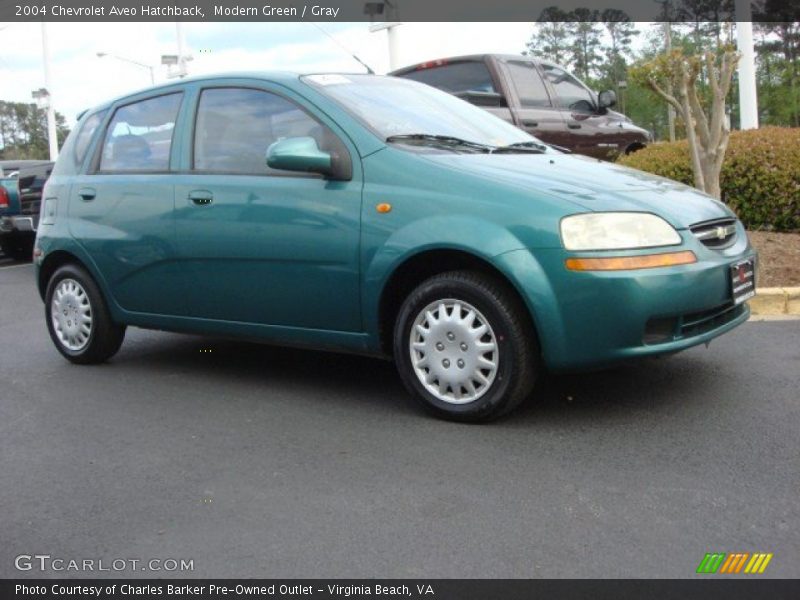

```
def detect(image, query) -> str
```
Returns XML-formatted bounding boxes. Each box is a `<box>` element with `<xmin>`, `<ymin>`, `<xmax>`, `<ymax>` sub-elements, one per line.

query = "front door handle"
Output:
<box><xmin>78</xmin><ymin>187</ymin><xmax>96</xmax><ymax>201</ymax></box>
<box><xmin>568</xmin><ymin>123</ymin><xmax>582</xmax><ymax>129</ymax></box>
<box><xmin>522</xmin><ymin>120</ymin><xmax>539</xmax><ymax>127</ymax></box>
<box><xmin>188</xmin><ymin>190</ymin><xmax>213</xmax><ymax>206</ymax></box>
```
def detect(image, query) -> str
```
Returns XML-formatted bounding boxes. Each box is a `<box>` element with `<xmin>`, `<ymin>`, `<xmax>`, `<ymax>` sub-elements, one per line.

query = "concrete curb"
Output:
<box><xmin>749</xmin><ymin>287</ymin><xmax>800</xmax><ymax>316</ymax></box>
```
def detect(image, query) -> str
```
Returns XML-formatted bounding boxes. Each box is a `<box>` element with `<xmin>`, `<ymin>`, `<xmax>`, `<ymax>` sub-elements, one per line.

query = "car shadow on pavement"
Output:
<box><xmin>114</xmin><ymin>332</ymin><xmax>413</xmax><ymax>414</ymax></box>
<box><xmin>109</xmin><ymin>330</ymin><xmax>715</xmax><ymax>425</ymax></box>
<box><xmin>513</xmin><ymin>354</ymin><xmax>717</xmax><ymax>426</ymax></box>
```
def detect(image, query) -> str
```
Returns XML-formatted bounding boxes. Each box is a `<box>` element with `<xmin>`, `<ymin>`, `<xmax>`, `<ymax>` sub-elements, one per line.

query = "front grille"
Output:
<box><xmin>644</xmin><ymin>301</ymin><xmax>746</xmax><ymax>345</ymax></box>
<box><xmin>690</xmin><ymin>218</ymin><xmax>737</xmax><ymax>248</ymax></box>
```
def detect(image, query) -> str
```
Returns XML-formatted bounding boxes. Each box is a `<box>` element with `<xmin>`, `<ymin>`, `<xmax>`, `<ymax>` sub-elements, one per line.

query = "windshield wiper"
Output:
<box><xmin>385</xmin><ymin>134</ymin><xmax>493</xmax><ymax>153</ymax></box>
<box><xmin>490</xmin><ymin>141</ymin><xmax>549</xmax><ymax>154</ymax></box>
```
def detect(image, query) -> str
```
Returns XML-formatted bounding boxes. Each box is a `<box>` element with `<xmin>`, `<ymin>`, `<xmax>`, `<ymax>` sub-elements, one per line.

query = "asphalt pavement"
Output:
<box><xmin>1</xmin><ymin>261</ymin><xmax>798</xmax><ymax>578</ymax></box>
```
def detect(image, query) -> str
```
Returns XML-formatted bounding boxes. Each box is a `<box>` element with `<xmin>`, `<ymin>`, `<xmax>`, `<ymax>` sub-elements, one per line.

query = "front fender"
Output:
<box><xmin>492</xmin><ymin>248</ymin><xmax>566</xmax><ymax>369</ymax></box>
<box><xmin>362</xmin><ymin>214</ymin><xmax>531</xmax><ymax>343</ymax></box>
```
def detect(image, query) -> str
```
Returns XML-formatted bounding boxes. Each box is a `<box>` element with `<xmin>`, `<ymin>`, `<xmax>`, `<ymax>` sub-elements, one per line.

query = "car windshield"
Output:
<box><xmin>302</xmin><ymin>74</ymin><xmax>542</xmax><ymax>150</ymax></box>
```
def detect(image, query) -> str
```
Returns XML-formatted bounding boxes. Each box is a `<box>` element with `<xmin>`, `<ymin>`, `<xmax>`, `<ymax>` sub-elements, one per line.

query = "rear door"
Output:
<box><xmin>68</xmin><ymin>91</ymin><xmax>187</xmax><ymax>316</ymax></box>
<box><xmin>498</xmin><ymin>59</ymin><xmax>568</xmax><ymax>145</ymax></box>
<box><xmin>172</xmin><ymin>81</ymin><xmax>363</xmax><ymax>331</ymax></box>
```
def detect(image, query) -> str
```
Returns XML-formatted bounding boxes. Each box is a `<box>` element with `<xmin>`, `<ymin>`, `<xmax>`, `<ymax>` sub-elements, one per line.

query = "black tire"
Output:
<box><xmin>393</xmin><ymin>270</ymin><xmax>538</xmax><ymax>422</ymax></box>
<box><xmin>0</xmin><ymin>235</ymin><xmax>33</xmax><ymax>261</ymax></box>
<box><xmin>44</xmin><ymin>263</ymin><xmax>126</xmax><ymax>364</ymax></box>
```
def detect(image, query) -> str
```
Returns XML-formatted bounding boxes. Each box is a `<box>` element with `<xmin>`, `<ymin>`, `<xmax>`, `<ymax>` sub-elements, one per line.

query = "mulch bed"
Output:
<box><xmin>748</xmin><ymin>231</ymin><xmax>800</xmax><ymax>287</ymax></box>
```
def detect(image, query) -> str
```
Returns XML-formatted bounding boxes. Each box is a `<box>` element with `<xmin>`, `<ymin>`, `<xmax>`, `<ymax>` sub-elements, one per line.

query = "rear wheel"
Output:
<box><xmin>393</xmin><ymin>270</ymin><xmax>538</xmax><ymax>422</ymax></box>
<box><xmin>45</xmin><ymin>264</ymin><xmax>126</xmax><ymax>364</ymax></box>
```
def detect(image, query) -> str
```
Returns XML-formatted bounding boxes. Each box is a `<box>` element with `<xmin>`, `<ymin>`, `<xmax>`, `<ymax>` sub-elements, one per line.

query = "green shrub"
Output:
<box><xmin>618</xmin><ymin>127</ymin><xmax>800</xmax><ymax>232</ymax></box>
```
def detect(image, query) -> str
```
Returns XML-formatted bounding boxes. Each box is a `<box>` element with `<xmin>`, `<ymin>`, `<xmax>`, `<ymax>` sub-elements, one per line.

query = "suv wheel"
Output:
<box><xmin>393</xmin><ymin>270</ymin><xmax>538</xmax><ymax>422</ymax></box>
<box><xmin>45</xmin><ymin>264</ymin><xmax>126</xmax><ymax>364</ymax></box>
<box><xmin>0</xmin><ymin>236</ymin><xmax>33</xmax><ymax>261</ymax></box>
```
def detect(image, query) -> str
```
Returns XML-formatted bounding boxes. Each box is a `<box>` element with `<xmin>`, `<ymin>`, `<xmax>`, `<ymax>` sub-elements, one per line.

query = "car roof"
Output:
<box><xmin>390</xmin><ymin>54</ymin><xmax>549</xmax><ymax>75</ymax></box>
<box><xmin>82</xmin><ymin>71</ymin><xmax>374</xmax><ymax>117</ymax></box>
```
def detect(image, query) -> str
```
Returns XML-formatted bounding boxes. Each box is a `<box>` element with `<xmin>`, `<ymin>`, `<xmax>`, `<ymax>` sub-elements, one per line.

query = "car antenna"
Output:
<box><xmin>311</xmin><ymin>23</ymin><xmax>376</xmax><ymax>74</ymax></box>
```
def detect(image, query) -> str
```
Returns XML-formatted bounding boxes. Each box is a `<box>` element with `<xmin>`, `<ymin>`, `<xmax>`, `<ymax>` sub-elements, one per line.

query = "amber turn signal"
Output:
<box><xmin>376</xmin><ymin>203</ymin><xmax>392</xmax><ymax>213</ymax></box>
<box><xmin>565</xmin><ymin>250</ymin><xmax>697</xmax><ymax>271</ymax></box>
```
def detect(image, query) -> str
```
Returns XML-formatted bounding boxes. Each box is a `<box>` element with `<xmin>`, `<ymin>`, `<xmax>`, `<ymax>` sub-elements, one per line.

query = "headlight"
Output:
<box><xmin>560</xmin><ymin>212</ymin><xmax>681</xmax><ymax>251</ymax></box>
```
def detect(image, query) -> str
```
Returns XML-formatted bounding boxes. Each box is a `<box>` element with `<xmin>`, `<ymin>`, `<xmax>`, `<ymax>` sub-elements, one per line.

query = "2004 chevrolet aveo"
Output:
<box><xmin>35</xmin><ymin>73</ymin><xmax>756</xmax><ymax>421</ymax></box>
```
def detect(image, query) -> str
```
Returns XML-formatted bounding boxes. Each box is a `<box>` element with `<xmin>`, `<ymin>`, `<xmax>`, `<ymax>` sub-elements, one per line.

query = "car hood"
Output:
<box><xmin>423</xmin><ymin>152</ymin><xmax>734</xmax><ymax>229</ymax></box>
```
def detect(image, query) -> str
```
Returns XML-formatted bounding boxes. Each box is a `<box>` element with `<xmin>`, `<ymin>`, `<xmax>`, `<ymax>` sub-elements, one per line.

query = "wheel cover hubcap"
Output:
<box><xmin>409</xmin><ymin>299</ymin><xmax>499</xmax><ymax>404</ymax></box>
<box><xmin>51</xmin><ymin>278</ymin><xmax>93</xmax><ymax>351</ymax></box>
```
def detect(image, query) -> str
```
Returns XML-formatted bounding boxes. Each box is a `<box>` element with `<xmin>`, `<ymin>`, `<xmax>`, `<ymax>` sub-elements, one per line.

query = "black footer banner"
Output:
<box><xmin>4</xmin><ymin>579</ymin><xmax>800</xmax><ymax>600</ymax></box>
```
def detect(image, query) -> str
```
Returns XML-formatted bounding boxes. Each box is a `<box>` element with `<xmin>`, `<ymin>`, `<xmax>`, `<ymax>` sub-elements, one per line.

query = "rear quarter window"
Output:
<box><xmin>73</xmin><ymin>110</ymin><xmax>107</xmax><ymax>168</ymax></box>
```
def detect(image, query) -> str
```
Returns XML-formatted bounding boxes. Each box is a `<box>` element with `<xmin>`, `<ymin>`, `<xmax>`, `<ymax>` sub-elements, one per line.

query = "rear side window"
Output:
<box><xmin>193</xmin><ymin>87</ymin><xmax>343</xmax><ymax>175</ymax></box>
<box><xmin>74</xmin><ymin>110</ymin><xmax>107</xmax><ymax>167</ymax></box>
<box><xmin>506</xmin><ymin>61</ymin><xmax>551</xmax><ymax>108</ymax></box>
<box><xmin>400</xmin><ymin>61</ymin><xmax>497</xmax><ymax>94</ymax></box>
<box><xmin>99</xmin><ymin>93</ymin><xmax>182</xmax><ymax>172</ymax></box>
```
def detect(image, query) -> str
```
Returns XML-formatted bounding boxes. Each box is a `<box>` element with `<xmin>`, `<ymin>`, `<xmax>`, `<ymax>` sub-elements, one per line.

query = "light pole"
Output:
<box><xmin>664</xmin><ymin>21</ymin><xmax>676</xmax><ymax>141</ymax></box>
<box><xmin>39</xmin><ymin>23</ymin><xmax>58</xmax><ymax>161</ymax></box>
<box><xmin>96</xmin><ymin>52</ymin><xmax>155</xmax><ymax>85</ymax></box>
<box><xmin>365</xmin><ymin>1</ymin><xmax>402</xmax><ymax>71</ymax></box>
<box><xmin>162</xmin><ymin>23</ymin><xmax>193</xmax><ymax>79</ymax></box>
<box><xmin>735</xmin><ymin>0</ymin><xmax>759</xmax><ymax>129</ymax></box>
<box><xmin>618</xmin><ymin>79</ymin><xmax>628</xmax><ymax>115</ymax></box>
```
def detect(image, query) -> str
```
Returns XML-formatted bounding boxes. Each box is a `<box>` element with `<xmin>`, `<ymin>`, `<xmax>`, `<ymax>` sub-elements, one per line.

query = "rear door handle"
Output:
<box><xmin>78</xmin><ymin>187</ymin><xmax>96</xmax><ymax>201</ymax></box>
<box><xmin>568</xmin><ymin>123</ymin><xmax>582</xmax><ymax>129</ymax></box>
<box><xmin>188</xmin><ymin>190</ymin><xmax>213</xmax><ymax>206</ymax></box>
<box><xmin>522</xmin><ymin>120</ymin><xmax>539</xmax><ymax>127</ymax></box>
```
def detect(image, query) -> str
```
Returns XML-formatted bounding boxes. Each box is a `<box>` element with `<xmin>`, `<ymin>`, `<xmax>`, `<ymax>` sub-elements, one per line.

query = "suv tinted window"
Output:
<box><xmin>541</xmin><ymin>65</ymin><xmax>595</xmax><ymax>112</ymax></box>
<box><xmin>193</xmin><ymin>87</ymin><xmax>339</xmax><ymax>175</ymax></box>
<box><xmin>99</xmin><ymin>93</ymin><xmax>182</xmax><ymax>172</ymax></box>
<box><xmin>506</xmin><ymin>61</ymin><xmax>551</xmax><ymax>108</ymax></box>
<box><xmin>400</xmin><ymin>61</ymin><xmax>497</xmax><ymax>94</ymax></box>
<box><xmin>74</xmin><ymin>110</ymin><xmax>107</xmax><ymax>167</ymax></box>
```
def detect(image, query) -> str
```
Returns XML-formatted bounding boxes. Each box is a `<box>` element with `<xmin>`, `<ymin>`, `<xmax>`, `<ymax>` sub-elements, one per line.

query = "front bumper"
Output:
<box><xmin>499</xmin><ymin>224</ymin><xmax>756</xmax><ymax>370</ymax></box>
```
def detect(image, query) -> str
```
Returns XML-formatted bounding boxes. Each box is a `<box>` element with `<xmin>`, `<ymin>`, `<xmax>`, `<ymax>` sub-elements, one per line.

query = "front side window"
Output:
<box><xmin>541</xmin><ymin>65</ymin><xmax>595</xmax><ymax>113</ymax></box>
<box><xmin>193</xmin><ymin>87</ymin><xmax>343</xmax><ymax>175</ymax></box>
<box><xmin>506</xmin><ymin>61</ymin><xmax>551</xmax><ymax>108</ymax></box>
<box><xmin>99</xmin><ymin>93</ymin><xmax>182</xmax><ymax>172</ymax></box>
<box><xmin>399</xmin><ymin>61</ymin><xmax>498</xmax><ymax>95</ymax></box>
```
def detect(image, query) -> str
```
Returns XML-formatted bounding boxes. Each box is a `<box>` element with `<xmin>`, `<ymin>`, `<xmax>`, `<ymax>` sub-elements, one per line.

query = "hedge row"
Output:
<box><xmin>618</xmin><ymin>127</ymin><xmax>800</xmax><ymax>232</ymax></box>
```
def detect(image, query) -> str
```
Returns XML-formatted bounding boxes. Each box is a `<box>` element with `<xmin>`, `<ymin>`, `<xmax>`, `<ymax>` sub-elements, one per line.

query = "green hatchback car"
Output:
<box><xmin>35</xmin><ymin>73</ymin><xmax>756</xmax><ymax>421</ymax></box>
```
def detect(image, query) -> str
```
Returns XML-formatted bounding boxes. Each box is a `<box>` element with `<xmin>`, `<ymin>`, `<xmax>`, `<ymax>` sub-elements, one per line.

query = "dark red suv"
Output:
<box><xmin>391</xmin><ymin>54</ymin><xmax>651</xmax><ymax>160</ymax></box>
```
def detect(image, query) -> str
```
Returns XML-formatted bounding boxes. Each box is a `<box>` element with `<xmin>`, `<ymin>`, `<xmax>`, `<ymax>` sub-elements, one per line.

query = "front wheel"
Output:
<box><xmin>393</xmin><ymin>271</ymin><xmax>538</xmax><ymax>422</ymax></box>
<box><xmin>45</xmin><ymin>264</ymin><xmax>126</xmax><ymax>364</ymax></box>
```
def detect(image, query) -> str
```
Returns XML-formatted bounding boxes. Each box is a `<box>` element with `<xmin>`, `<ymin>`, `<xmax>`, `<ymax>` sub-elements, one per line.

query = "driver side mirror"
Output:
<box><xmin>598</xmin><ymin>90</ymin><xmax>617</xmax><ymax>110</ymax></box>
<box><xmin>266</xmin><ymin>137</ymin><xmax>333</xmax><ymax>177</ymax></box>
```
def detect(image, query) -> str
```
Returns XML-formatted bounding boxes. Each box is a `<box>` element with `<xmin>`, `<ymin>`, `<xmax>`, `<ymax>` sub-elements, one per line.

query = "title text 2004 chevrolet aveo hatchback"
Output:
<box><xmin>35</xmin><ymin>73</ymin><xmax>756</xmax><ymax>421</ymax></box>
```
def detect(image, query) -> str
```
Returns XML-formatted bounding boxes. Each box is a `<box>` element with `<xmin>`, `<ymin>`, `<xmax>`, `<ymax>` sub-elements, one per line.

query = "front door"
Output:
<box><xmin>173</xmin><ymin>85</ymin><xmax>362</xmax><ymax>331</ymax></box>
<box><xmin>500</xmin><ymin>59</ymin><xmax>568</xmax><ymax>146</ymax></box>
<box><xmin>540</xmin><ymin>63</ymin><xmax>619</xmax><ymax>159</ymax></box>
